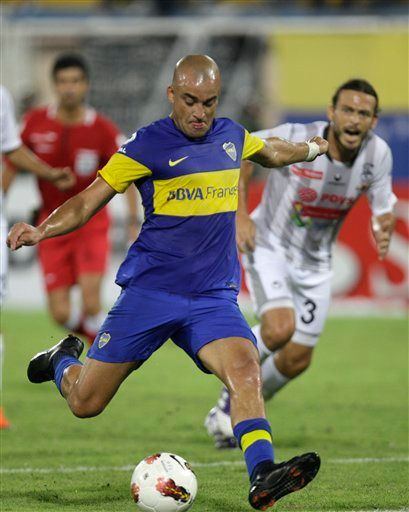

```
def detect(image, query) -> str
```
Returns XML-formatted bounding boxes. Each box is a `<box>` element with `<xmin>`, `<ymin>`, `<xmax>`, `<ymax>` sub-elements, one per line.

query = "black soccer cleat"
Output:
<box><xmin>249</xmin><ymin>452</ymin><xmax>321</xmax><ymax>510</ymax></box>
<box><xmin>27</xmin><ymin>334</ymin><xmax>84</xmax><ymax>384</ymax></box>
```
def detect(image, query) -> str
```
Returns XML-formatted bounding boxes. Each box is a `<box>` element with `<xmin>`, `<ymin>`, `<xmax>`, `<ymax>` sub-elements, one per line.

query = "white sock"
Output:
<box><xmin>252</xmin><ymin>323</ymin><xmax>273</xmax><ymax>363</ymax></box>
<box><xmin>261</xmin><ymin>355</ymin><xmax>290</xmax><ymax>401</ymax></box>
<box><xmin>83</xmin><ymin>311</ymin><xmax>105</xmax><ymax>335</ymax></box>
<box><xmin>63</xmin><ymin>306</ymin><xmax>82</xmax><ymax>332</ymax></box>
<box><xmin>216</xmin><ymin>387</ymin><xmax>231</xmax><ymax>415</ymax></box>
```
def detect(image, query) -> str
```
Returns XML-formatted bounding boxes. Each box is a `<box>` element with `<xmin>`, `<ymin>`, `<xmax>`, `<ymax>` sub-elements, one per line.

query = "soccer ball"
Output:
<box><xmin>130</xmin><ymin>453</ymin><xmax>198</xmax><ymax>511</ymax></box>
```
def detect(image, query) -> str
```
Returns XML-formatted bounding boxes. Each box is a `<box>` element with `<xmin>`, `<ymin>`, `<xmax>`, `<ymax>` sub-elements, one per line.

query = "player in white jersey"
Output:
<box><xmin>0</xmin><ymin>85</ymin><xmax>74</xmax><ymax>428</ymax></box>
<box><xmin>205</xmin><ymin>79</ymin><xmax>396</xmax><ymax>448</ymax></box>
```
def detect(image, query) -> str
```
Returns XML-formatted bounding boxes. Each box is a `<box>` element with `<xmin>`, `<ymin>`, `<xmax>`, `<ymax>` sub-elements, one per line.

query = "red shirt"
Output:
<box><xmin>21</xmin><ymin>105</ymin><xmax>122</xmax><ymax>228</ymax></box>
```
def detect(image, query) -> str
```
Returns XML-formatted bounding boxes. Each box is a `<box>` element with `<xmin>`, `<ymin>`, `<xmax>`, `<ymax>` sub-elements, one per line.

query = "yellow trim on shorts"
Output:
<box><xmin>241</xmin><ymin>429</ymin><xmax>272</xmax><ymax>452</ymax></box>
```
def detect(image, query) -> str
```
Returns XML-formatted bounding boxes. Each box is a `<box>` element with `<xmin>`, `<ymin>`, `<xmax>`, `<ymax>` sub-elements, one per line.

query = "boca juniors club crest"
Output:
<box><xmin>222</xmin><ymin>142</ymin><xmax>237</xmax><ymax>161</ymax></box>
<box><xmin>98</xmin><ymin>332</ymin><xmax>111</xmax><ymax>349</ymax></box>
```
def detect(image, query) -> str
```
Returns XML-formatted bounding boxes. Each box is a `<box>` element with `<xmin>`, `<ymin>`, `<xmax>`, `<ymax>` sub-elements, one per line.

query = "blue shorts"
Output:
<box><xmin>87</xmin><ymin>286</ymin><xmax>256</xmax><ymax>373</ymax></box>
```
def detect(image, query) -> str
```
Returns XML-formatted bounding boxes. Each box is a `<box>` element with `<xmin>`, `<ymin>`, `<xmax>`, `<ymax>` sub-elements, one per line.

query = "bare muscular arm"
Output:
<box><xmin>372</xmin><ymin>212</ymin><xmax>395</xmax><ymax>261</ymax></box>
<box><xmin>7</xmin><ymin>176</ymin><xmax>116</xmax><ymax>250</ymax></box>
<box><xmin>5</xmin><ymin>145</ymin><xmax>75</xmax><ymax>191</ymax></box>
<box><xmin>249</xmin><ymin>136</ymin><xmax>328</xmax><ymax>168</ymax></box>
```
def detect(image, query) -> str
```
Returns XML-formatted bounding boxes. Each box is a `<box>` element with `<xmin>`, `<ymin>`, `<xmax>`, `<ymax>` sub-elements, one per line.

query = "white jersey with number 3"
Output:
<box><xmin>252</xmin><ymin>121</ymin><xmax>396</xmax><ymax>270</ymax></box>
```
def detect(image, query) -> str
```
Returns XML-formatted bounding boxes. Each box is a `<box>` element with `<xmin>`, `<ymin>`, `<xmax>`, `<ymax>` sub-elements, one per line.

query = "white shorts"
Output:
<box><xmin>242</xmin><ymin>242</ymin><xmax>332</xmax><ymax>347</ymax></box>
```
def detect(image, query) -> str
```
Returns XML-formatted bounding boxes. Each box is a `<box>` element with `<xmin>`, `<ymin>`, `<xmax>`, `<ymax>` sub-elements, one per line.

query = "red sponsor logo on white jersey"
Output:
<box><xmin>321</xmin><ymin>193</ymin><xmax>355</xmax><ymax>207</ymax></box>
<box><xmin>291</xmin><ymin>165</ymin><xmax>323</xmax><ymax>180</ymax></box>
<box><xmin>298</xmin><ymin>187</ymin><xmax>318</xmax><ymax>203</ymax></box>
<box><xmin>294</xmin><ymin>203</ymin><xmax>346</xmax><ymax>220</ymax></box>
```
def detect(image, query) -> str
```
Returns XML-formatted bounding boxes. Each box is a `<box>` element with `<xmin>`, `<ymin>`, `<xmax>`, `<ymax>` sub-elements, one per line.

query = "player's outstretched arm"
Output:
<box><xmin>371</xmin><ymin>212</ymin><xmax>396</xmax><ymax>261</ymax></box>
<box><xmin>249</xmin><ymin>136</ymin><xmax>328</xmax><ymax>168</ymax></box>
<box><xmin>6</xmin><ymin>145</ymin><xmax>76</xmax><ymax>191</ymax></box>
<box><xmin>7</xmin><ymin>177</ymin><xmax>116</xmax><ymax>251</ymax></box>
<box><xmin>236</xmin><ymin>160</ymin><xmax>256</xmax><ymax>253</ymax></box>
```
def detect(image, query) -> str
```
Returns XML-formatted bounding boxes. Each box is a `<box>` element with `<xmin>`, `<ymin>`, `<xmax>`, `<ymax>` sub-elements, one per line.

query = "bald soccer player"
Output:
<box><xmin>8</xmin><ymin>55</ymin><xmax>328</xmax><ymax>510</ymax></box>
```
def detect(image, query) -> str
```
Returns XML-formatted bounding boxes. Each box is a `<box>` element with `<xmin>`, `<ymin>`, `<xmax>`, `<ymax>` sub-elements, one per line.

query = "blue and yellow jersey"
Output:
<box><xmin>99</xmin><ymin>116</ymin><xmax>264</xmax><ymax>294</ymax></box>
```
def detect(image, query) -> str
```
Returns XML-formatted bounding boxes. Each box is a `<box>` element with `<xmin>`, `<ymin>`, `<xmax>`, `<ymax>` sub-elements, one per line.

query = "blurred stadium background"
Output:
<box><xmin>1</xmin><ymin>0</ymin><xmax>408</xmax><ymax>315</ymax></box>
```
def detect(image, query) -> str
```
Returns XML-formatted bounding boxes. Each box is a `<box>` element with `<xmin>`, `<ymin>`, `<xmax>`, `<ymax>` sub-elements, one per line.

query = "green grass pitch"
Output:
<box><xmin>1</xmin><ymin>310</ymin><xmax>408</xmax><ymax>511</ymax></box>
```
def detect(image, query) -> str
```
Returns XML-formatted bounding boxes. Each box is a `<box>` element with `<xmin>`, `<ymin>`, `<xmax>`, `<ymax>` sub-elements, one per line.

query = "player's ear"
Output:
<box><xmin>167</xmin><ymin>86</ymin><xmax>175</xmax><ymax>105</ymax></box>
<box><xmin>327</xmin><ymin>104</ymin><xmax>334</xmax><ymax>123</ymax></box>
<box><xmin>370</xmin><ymin>114</ymin><xmax>378</xmax><ymax>130</ymax></box>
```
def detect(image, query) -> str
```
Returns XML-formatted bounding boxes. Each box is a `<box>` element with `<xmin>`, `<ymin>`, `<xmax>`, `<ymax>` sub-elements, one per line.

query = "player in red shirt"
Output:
<box><xmin>21</xmin><ymin>54</ymin><xmax>136</xmax><ymax>344</ymax></box>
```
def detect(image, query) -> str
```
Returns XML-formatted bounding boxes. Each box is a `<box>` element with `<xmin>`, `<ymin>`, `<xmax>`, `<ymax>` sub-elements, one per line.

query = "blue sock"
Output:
<box><xmin>53</xmin><ymin>352</ymin><xmax>83</xmax><ymax>396</ymax></box>
<box><xmin>233</xmin><ymin>418</ymin><xmax>274</xmax><ymax>480</ymax></box>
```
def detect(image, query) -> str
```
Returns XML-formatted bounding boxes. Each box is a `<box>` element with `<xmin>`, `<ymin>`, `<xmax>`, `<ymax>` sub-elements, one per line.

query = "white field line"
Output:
<box><xmin>1</xmin><ymin>456</ymin><xmax>408</xmax><ymax>474</ymax></box>
<box><xmin>329</xmin><ymin>456</ymin><xmax>409</xmax><ymax>464</ymax></box>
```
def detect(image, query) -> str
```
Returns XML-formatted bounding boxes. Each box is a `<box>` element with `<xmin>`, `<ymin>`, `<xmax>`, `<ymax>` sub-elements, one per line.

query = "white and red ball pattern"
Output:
<box><xmin>131</xmin><ymin>453</ymin><xmax>197</xmax><ymax>512</ymax></box>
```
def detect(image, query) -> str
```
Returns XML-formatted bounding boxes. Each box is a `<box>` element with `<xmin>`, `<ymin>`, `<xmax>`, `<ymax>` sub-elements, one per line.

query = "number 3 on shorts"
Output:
<box><xmin>301</xmin><ymin>299</ymin><xmax>317</xmax><ymax>324</ymax></box>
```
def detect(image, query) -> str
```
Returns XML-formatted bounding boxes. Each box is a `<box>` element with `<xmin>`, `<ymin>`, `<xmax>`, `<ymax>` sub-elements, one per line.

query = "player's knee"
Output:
<box><xmin>261</xmin><ymin>320</ymin><xmax>294</xmax><ymax>351</ymax></box>
<box><xmin>226</xmin><ymin>356</ymin><xmax>262</xmax><ymax>396</ymax></box>
<box><xmin>50</xmin><ymin>308</ymin><xmax>70</xmax><ymax>327</ymax></box>
<box><xmin>82</xmin><ymin>300</ymin><xmax>101</xmax><ymax>317</ymax></box>
<box><xmin>81</xmin><ymin>285</ymin><xmax>102</xmax><ymax>316</ymax></box>
<box><xmin>69</xmin><ymin>396</ymin><xmax>106</xmax><ymax>419</ymax></box>
<box><xmin>280</xmin><ymin>350</ymin><xmax>312</xmax><ymax>378</ymax></box>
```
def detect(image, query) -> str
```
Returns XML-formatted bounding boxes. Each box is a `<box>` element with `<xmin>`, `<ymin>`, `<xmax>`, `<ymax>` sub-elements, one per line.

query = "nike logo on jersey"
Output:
<box><xmin>169</xmin><ymin>156</ymin><xmax>189</xmax><ymax>167</ymax></box>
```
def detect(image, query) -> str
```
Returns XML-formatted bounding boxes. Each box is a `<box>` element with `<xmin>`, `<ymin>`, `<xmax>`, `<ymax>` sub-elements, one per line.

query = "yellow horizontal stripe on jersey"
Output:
<box><xmin>153</xmin><ymin>169</ymin><xmax>240</xmax><ymax>216</ymax></box>
<box><xmin>241</xmin><ymin>430</ymin><xmax>273</xmax><ymax>453</ymax></box>
<box><xmin>98</xmin><ymin>152</ymin><xmax>152</xmax><ymax>193</ymax></box>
